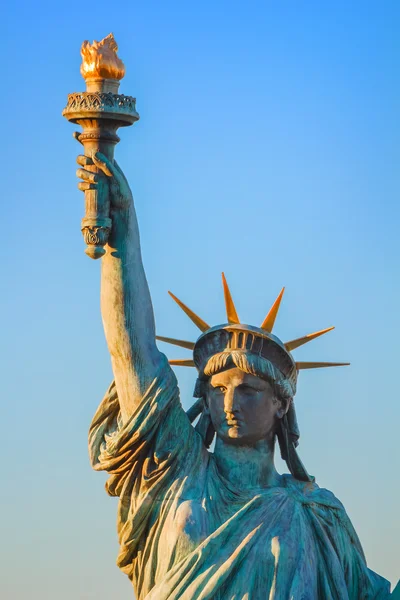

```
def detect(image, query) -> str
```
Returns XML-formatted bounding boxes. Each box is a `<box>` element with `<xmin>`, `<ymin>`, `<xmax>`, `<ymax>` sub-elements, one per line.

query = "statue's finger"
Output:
<box><xmin>76</xmin><ymin>168</ymin><xmax>99</xmax><ymax>183</ymax></box>
<box><xmin>77</xmin><ymin>155</ymin><xmax>93</xmax><ymax>167</ymax></box>
<box><xmin>78</xmin><ymin>181</ymin><xmax>97</xmax><ymax>191</ymax></box>
<box><xmin>92</xmin><ymin>151</ymin><xmax>114</xmax><ymax>177</ymax></box>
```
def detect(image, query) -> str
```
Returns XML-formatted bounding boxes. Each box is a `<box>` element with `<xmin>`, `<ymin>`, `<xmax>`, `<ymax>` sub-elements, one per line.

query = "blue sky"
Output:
<box><xmin>2</xmin><ymin>1</ymin><xmax>399</xmax><ymax>598</ymax></box>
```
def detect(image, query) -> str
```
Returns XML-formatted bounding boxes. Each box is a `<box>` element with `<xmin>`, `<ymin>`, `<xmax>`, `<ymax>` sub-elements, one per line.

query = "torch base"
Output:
<box><xmin>81</xmin><ymin>216</ymin><xmax>112</xmax><ymax>260</ymax></box>
<box><xmin>85</xmin><ymin>245</ymin><xmax>106</xmax><ymax>259</ymax></box>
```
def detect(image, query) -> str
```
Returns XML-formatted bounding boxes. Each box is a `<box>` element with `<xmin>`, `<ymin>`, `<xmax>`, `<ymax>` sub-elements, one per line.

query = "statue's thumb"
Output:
<box><xmin>92</xmin><ymin>152</ymin><xmax>113</xmax><ymax>177</ymax></box>
<box><xmin>73</xmin><ymin>131</ymin><xmax>83</xmax><ymax>145</ymax></box>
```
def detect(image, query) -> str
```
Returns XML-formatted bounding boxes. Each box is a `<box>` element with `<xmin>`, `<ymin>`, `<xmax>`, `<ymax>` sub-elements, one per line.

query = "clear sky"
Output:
<box><xmin>2</xmin><ymin>1</ymin><xmax>399</xmax><ymax>598</ymax></box>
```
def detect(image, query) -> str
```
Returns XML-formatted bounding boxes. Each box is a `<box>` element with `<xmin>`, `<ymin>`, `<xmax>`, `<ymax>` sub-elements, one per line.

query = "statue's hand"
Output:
<box><xmin>76</xmin><ymin>152</ymin><xmax>133</xmax><ymax>211</ymax></box>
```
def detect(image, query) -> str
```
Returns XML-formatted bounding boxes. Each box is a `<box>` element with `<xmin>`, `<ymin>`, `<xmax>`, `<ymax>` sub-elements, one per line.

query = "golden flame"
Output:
<box><xmin>80</xmin><ymin>33</ymin><xmax>125</xmax><ymax>81</ymax></box>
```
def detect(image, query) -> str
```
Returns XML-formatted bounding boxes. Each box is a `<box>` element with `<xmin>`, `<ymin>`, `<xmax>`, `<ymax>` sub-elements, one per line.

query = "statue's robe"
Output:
<box><xmin>89</xmin><ymin>357</ymin><xmax>391</xmax><ymax>600</ymax></box>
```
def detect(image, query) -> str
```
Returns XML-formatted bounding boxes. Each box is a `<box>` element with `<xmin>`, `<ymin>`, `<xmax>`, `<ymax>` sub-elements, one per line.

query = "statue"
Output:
<box><xmin>64</xmin><ymin>35</ymin><xmax>398</xmax><ymax>599</ymax></box>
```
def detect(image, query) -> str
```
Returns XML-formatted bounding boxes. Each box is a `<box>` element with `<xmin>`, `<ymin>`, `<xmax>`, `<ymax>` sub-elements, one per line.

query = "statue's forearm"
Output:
<box><xmin>100</xmin><ymin>202</ymin><xmax>160</xmax><ymax>421</ymax></box>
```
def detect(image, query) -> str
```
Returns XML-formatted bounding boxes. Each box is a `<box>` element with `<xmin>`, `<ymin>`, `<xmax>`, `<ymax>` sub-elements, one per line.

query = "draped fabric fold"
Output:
<box><xmin>88</xmin><ymin>357</ymin><xmax>391</xmax><ymax>600</ymax></box>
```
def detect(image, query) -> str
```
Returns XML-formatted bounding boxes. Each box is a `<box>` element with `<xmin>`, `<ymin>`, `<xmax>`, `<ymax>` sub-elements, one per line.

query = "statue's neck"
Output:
<box><xmin>213</xmin><ymin>436</ymin><xmax>281</xmax><ymax>491</ymax></box>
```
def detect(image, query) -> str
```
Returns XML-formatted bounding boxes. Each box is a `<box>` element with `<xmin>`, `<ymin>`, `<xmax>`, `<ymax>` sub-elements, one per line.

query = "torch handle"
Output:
<box><xmin>79</xmin><ymin>131</ymin><xmax>117</xmax><ymax>259</ymax></box>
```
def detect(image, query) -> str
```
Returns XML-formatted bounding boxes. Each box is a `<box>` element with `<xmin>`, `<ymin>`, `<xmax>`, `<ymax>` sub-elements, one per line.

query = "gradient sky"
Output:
<box><xmin>2</xmin><ymin>1</ymin><xmax>399</xmax><ymax>598</ymax></box>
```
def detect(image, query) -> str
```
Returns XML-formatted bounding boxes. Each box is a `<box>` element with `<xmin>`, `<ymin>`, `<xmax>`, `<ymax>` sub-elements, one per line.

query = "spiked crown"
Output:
<box><xmin>157</xmin><ymin>273</ymin><xmax>349</xmax><ymax>393</ymax></box>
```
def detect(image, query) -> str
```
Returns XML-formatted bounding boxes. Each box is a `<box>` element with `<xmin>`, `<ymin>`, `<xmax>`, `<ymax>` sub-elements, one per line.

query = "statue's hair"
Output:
<box><xmin>193</xmin><ymin>350</ymin><xmax>294</xmax><ymax>402</ymax></box>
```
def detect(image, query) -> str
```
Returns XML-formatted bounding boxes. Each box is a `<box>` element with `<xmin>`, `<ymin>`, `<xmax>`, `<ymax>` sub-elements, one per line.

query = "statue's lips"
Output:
<box><xmin>226</xmin><ymin>419</ymin><xmax>240</xmax><ymax>426</ymax></box>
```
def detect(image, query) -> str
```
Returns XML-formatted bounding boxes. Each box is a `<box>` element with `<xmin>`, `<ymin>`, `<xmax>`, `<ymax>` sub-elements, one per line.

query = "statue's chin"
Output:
<box><xmin>215</xmin><ymin>424</ymin><xmax>260</xmax><ymax>446</ymax></box>
<box><xmin>225</xmin><ymin>427</ymin><xmax>253</xmax><ymax>445</ymax></box>
<box><xmin>220</xmin><ymin>427</ymin><xmax>267</xmax><ymax>446</ymax></box>
<box><xmin>228</xmin><ymin>427</ymin><xmax>241</xmax><ymax>439</ymax></box>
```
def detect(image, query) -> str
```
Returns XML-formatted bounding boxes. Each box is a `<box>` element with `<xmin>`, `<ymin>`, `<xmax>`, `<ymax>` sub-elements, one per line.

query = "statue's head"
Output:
<box><xmin>192</xmin><ymin>323</ymin><xmax>296</xmax><ymax>446</ymax></box>
<box><xmin>197</xmin><ymin>346</ymin><xmax>293</xmax><ymax>448</ymax></box>
<box><xmin>158</xmin><ymin>274</ymin><xmax>348</xmax><ymax>482</ymax></box>
<box><xmin>192</xmin><ymin>324</ymin><xmax>305</xmax><ymax>480</ymax></box>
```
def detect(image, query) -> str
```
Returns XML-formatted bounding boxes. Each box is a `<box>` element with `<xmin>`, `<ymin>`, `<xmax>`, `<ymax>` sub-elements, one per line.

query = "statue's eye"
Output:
<box><xmin>241</xmin><ymin>385</ymin><xmax>260</xmax><ymax>394</ymax></box>
<box><xmin>215</xmin><ymin>385</ymin><xmax>227</xmax><ymax>393</ymax></box>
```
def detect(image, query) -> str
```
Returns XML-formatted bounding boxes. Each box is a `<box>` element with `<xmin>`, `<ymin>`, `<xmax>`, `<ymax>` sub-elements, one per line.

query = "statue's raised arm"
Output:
<box><xmin>77</xmin><ymin>151</ymin><xmax>162</xmax><ymax>422</ymax></box>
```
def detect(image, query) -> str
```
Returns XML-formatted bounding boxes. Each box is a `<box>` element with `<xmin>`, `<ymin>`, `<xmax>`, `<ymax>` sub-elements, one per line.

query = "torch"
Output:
<box><xmin>63</xmin><ymin>33</ymin><xmax>139</xmax><ymax>259</ymax></box>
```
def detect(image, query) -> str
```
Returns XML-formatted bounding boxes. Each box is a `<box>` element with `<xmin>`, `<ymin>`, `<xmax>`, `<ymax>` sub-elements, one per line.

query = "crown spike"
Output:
<box><xmin>260</xmin><ymin>287</ymin><xmax>285</xmax><ymax>332</ymax></box>
<box><xmin>169</xmin><ymin>359</ymin><xmax>196</xmax><ymax>367</ymax></box>
<box><xmin>296</xmin><ymin>361</ymin><xmax>350</xmax><ymax>370</ymax></box>
<box><xmin>168</xmin><ymin>291</ymin><xmax>210</xmax><ymax>332</ymax></box>
<box><xmin>156</xmin><ymin>336</ymin><xmax>195</xmax><ymax>350</ymax></box>
<box><xmin>285</xmin><ymin>326</ymin><xmax>335</xmax><ymax>352</ymax></box>
<box><xmin>222</xmin><ymin>273</ymin><xmax>240</xmax><ymax>324</ymax></box>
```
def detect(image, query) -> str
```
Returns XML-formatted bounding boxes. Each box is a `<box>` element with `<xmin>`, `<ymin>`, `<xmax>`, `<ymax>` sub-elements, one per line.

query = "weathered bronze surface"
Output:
<box><xmin>66</xmin><ymin>35</ymin><xmax>398</xmax><ymax>599</ymax></box>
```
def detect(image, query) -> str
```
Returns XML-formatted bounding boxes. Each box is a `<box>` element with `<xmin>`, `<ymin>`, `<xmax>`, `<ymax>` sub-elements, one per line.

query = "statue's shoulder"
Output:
<box><xmin>281</xmin><ymin>474</ymin><xmax>364</xmax><ymax>547</ymax></box>
<box><xmin>281</xmin><ymin>474</ymin><xmax>346</xmax><ymax>512</ymax></box>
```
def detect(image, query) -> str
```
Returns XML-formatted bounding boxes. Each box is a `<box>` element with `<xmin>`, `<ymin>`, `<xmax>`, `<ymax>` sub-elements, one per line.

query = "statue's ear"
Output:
<box><xmin>276</xmin><ymin>396</ymin><xmax>290</xmax><ymax>419</ymax></box>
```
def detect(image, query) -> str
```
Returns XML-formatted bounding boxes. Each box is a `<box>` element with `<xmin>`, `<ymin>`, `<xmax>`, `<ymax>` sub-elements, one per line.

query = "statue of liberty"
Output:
<box><xmin>66</xmin><ymin>33</ymin><xmax>399</xmax><ymax>600</ymax></box>
<box><xmin>74</xmin><ymin>148</ymin><xmax>394</xmax><ymax>599</ymax></box>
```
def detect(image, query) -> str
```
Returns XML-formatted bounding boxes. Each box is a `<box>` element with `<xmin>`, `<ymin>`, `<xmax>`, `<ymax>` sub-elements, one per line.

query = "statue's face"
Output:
<box><xmin>206</xmin><ymin>367</ymin><xmax>284</xmax><ymax>445</ymax></box>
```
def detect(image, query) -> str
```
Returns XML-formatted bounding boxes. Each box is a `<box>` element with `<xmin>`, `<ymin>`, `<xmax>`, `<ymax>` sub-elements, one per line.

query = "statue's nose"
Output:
<box><xmin>224</xmin><ymin>388</ymin><xmax>239</xmax><ymax>415</ymax></box>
